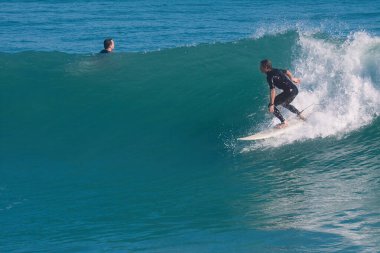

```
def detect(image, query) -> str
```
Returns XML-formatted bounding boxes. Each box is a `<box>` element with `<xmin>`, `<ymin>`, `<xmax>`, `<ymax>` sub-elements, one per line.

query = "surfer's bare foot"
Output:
<box><xmin>275</xmin><ymin>121</ymin><xmax>288</xmax><ymax>129</ymax></box>
<box><xmin>298</xmin><ymin>113</ymin><xmax>306</xmax><ymax>121</ymax></box>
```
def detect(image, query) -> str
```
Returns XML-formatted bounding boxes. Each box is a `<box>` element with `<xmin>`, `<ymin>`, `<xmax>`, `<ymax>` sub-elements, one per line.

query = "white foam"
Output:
<box><xmin>245</xmin><ymin>31</ymin><xmax>380</xmax><ymax>149</ymax></box>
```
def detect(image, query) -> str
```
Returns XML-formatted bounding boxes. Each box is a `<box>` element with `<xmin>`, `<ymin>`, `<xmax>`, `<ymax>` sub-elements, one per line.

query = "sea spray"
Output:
<box><xmin>242</xmin><ymin>31</ymin><xmax>380</xmax><ymax>150</ymax></box>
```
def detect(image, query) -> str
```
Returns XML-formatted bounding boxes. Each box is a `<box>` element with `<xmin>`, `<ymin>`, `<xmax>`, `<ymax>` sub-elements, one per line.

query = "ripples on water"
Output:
<box><xmin>234</xmin><ymin>120</ymin><xmax>380</xmax><ymax>251</ymax></box>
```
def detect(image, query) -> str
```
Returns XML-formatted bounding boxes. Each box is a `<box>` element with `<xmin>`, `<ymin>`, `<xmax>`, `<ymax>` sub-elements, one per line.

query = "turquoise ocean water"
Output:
<box><xmin>1</xmin><ymin>1</ymin><xmax>380</xmax><ymax>252</ymax></box>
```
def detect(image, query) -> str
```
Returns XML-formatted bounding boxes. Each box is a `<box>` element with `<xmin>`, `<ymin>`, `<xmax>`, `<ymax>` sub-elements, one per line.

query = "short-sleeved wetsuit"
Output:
<box><xmin>266</xmin><ymin>68</ymin><xmax>301</xmax><ymax>123</ymax></box>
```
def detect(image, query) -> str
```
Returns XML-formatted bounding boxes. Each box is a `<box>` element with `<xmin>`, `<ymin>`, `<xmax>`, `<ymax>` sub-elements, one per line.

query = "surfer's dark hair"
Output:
<box><xmin>260</xmin><ymin>59</ymin><xmax>272</xmax><ymax>70</ymax></box>
<box><xmin>104</xmin><ymin>38</ymin><xmax>113</xmax><ymax>49</ymax></box>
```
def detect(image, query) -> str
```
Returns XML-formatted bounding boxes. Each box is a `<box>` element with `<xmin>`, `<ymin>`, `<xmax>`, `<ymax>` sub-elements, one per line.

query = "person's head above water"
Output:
<box><xmin>260</xmin><ymin>59</ymin><xmax>272</xmax><ymax>73</ymax></box>
<box><xmin>101</xmin><ymin>38</ymin><xmax>114</xmax><ymax>53</ymax></box>
<box><xmin>104</xmin><ymin>38</ymin><xmax>114</xmax><ymax>49</ymax></box>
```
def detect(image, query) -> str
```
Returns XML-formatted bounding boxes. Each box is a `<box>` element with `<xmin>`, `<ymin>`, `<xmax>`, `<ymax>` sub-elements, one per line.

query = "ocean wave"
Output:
<box><xmin>241</xmin><ymin>31</ymin><xmax>380</xmax><ymax>150</ymax></box>
<box><xmin>1</xmin><ymin>31</ymin><xmax>379</xmax><ymax>155</ymax></box>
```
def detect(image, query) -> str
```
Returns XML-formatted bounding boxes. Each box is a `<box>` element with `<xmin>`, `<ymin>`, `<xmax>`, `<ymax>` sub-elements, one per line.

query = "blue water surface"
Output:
<box><xmin>1</xmin><ymin>1</ymin><xmax>380</xmax><ymax>253</ymax></box>
<box><xmin>1</xmin><ymin>0</ymin><xmax>379</xmax><ymax>53</ymax></box>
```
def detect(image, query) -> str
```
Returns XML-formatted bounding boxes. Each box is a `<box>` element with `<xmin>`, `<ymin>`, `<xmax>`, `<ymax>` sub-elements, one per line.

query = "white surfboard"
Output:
<box><xmin>238</xmin><ymin>118</ymin><xmax>305</xmax><ymax>141</ymax></box>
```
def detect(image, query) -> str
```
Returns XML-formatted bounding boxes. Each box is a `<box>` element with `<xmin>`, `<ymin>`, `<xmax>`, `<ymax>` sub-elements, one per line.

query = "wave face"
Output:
<box><xmin>1</xmin><ymin>31</ymin><xmax>380</xmax><ymax>252</ymax></box>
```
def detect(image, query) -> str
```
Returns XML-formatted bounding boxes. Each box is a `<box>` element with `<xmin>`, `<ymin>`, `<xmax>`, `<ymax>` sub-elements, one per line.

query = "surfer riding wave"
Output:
<box><xmin>260</xmin><ymin>59</ymin><xmax>305</xmax><ymax>128</ymax></box>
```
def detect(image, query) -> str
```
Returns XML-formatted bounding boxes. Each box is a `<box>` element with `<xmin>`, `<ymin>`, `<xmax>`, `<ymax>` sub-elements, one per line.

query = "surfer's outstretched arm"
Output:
<box><xmin>285</xmin><ymin>70</ymin><xmax>301</xmax><ymax>84</ymax></box>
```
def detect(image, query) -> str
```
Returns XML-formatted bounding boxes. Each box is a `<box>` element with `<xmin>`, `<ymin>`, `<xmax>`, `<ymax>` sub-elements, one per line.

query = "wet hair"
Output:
<box><xmin>260</xmin><ymin>59</ymin><xmax>272</xmax><ymax>70</ymax></box>
<box><xmin>104</xmin><ymin>38</ymin><xmax>113</xmax><ymax>49</ymax></box>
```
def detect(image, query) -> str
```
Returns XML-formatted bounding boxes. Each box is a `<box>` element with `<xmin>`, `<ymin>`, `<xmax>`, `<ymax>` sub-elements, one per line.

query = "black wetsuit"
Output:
<box><xmin>99</xmin><ymin>49</ymin><xmax>110</xmax><ymax>53</ymax></box>
<box><xmin>266</xmin><ymin>68</ymin><xmax>301</xmax><ymax>123</ymax></box>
